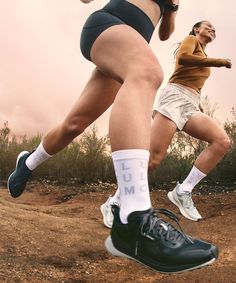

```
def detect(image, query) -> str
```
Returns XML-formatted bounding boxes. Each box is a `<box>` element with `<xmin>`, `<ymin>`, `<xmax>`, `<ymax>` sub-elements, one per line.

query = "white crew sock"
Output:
<box><xmin>25</xmin><ymin>142</ymin><xmax>52</xmax><ymax>170</ymax></box>
<box><xmin>112</xmin><ymin>149</ymin><xmax>151</xmax><ymax>224</ymax></box>
<box><xmin>109</xmin><ymin>188</ymin><xmax>121</xmax><ymax>205</ymax></box>
<box><xmin>178</xmin><ymin>166</ymin><xmax>206</xmax><ymax>194</ymax></box>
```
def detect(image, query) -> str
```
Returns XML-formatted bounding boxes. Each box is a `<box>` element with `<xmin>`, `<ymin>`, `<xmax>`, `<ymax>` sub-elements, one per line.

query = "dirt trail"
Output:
<box><xmin>0</xmin><ymin>182</ymin><xmax>235</xmax><ymax>283</ymax></box>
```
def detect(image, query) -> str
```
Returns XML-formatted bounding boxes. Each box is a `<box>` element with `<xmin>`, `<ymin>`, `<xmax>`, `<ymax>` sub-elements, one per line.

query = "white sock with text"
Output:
<box><xmin>112</xmin><ymin>149</ymin><xmax>151</xmax><ymax>224</ymax></box>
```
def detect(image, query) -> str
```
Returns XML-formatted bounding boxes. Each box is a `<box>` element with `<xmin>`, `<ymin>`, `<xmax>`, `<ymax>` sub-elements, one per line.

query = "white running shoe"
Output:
<box><xmin>167</xmin><ymin>183</ymin><xmax>202</xmax><ymax>221</ymax></box>
<box><xmin>100</xmin><ymin>196</ymin><xmax>115</xmax><ymax>228</ymax></box>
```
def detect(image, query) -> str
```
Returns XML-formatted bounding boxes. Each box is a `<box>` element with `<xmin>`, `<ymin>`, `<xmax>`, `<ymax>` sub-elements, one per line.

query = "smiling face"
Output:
<box><xmin>195</xmin><ymin>21</ymin><xmax>216</xmax><ymax>43</ymax></box>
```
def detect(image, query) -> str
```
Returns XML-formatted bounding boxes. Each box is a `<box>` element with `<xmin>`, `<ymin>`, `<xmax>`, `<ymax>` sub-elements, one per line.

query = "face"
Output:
<box><xmin>195</xmin><ymin>21</ymin><xmax>216</xmax><ymax>42</ymax></box>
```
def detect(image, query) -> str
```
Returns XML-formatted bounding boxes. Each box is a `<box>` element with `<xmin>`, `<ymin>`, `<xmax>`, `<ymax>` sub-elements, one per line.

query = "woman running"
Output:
<box><xmin>150</xmin><ymin>20</ymin><xmax>231</xmax><ymax>221</ymax></box>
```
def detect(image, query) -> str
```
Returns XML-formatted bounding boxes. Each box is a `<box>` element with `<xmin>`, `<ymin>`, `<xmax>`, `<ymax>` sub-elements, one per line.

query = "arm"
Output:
<box><xmin>179</xmin><ymin>54</ymin><xmax>231</xmax><ymax>68</ymax></box>
<box><xmin>178</xmin><ymin>36</ymin><xmax>232</xmax><ymax>68</ymax></box>
<box><xmin>158</xmin><ymin>1</ymin><xmax>179</xmax><ymax>41</ymax></box>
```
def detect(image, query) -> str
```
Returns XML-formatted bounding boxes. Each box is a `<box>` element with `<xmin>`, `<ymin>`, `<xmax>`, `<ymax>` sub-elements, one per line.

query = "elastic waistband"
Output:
<box><xmin>167</xmin><ymin>83</ymin><xmax>201</xmax><ymax>103</ymax></box>
<box><xmin>103</xmin><ymin>0</ymin><xmax>155</xmax><ymax>43</ymax></box>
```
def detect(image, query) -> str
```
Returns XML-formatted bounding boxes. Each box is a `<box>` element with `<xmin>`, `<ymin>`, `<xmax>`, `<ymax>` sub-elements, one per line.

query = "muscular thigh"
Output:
<box><xmin>90</xmin><ymin>25</ymin><xmax>161</xmax><ymax>83</ymax></box>
<box><xmin>64</xmin><ymin>68</ymin><xmax>121</xmax><ymax>126</ymax></box>
<box><xmin>183</xmin><ymin>113</ymin><xmax>228</xmax><ymax>143</ymax></box>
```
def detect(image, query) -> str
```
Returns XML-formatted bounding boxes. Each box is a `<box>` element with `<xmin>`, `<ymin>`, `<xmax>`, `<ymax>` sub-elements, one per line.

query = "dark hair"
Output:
<box><xmin>189</xmin><ymin>21</ymin><xmax>206</xmax><ymax>36</ymax></box>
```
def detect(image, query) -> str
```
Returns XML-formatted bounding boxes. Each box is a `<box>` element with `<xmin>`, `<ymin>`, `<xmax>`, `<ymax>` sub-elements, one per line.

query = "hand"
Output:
<box><xmin>223</xmin><ymin>59</ymin><xmax>232</xmax><ymax>68</ymax></box>
<box><xmin>80</xmin><ymin>0</ymin><xmax>93</xmax><ymax>4</ymax></box>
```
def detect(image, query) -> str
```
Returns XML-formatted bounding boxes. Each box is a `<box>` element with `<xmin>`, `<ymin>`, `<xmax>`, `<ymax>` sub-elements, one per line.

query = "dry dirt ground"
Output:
<box><xmin>0</xmin><ymin>182</ymin><xmax>235</xmax><ymax>283</ymax></box>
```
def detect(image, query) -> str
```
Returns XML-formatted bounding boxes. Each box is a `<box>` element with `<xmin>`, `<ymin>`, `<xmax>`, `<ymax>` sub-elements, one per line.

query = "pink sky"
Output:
<box><xmin>0</xmin><ymin>0</ymin><xmax>235</xmax><ymax>137</ymax></box>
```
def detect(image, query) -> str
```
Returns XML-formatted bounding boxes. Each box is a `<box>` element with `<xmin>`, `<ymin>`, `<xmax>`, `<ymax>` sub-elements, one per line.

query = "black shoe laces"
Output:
<box><xmin>135</xmin><ymin>208</ymin><xmax>193</xmax><ymax>256</ymax></box>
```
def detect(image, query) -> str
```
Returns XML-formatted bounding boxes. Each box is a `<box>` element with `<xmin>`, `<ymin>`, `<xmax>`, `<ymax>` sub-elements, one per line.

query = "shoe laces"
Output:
<box><xmin>181</xmin><ymin>192</ymin><xmax>195</xmax><ymax>208</ymax></box>
<box><xmin>135</xmin><ymin>208</ymin><xmax>193</xmax><ymax>256</ymax></box>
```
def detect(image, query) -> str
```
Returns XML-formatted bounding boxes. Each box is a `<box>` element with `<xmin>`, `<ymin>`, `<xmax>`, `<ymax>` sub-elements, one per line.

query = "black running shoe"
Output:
<box><xmin>105</xmin><ymin>206</ymin><xmax>218</xmax><ymax>273</ymax></box>
<box><xmin>7</xmin><ymin>151</ymin><xmax>32</xmax><ymax>198</ymax></box>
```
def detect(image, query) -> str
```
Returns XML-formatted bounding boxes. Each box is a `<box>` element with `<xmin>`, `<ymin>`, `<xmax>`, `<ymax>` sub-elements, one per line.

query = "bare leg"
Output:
<box><xmin>90</xmin><ymin>25</ymin><xmax>164</xmax><ymax>221</ymax></box>
<box><xmin>149</xmin><ymin>112</ymin><xmax>177</xmax><ymax>170</ymax></box>
<box><xmin>43</xmin><ymin>69</ymin><xmax>120</xmax><ymax>154</ymax></box>
<box><xmin>183</xmin><ymin>113</ymin><xmax>231</xmax><ymax>173</ymax></box>
<box><xmin>91</xmin><ymin>25</ymin><xmax>164</xmax><ymax>151</ymax></box>
<box><xmin>167</xmin><ymin>113</ymin><xmax>231</xmax><ymax>221</ymax></box>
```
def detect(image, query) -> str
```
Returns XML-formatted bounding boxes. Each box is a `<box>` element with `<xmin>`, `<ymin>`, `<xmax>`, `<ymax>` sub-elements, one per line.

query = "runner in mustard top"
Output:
<box><xmin>149</xmin><ymin>20</ymin><xmax>232</xmax><ymax>221</ymax></box>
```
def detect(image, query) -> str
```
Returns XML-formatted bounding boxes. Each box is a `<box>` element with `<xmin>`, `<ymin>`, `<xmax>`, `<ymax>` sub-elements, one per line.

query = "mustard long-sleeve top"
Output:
<box><xmin>169</xmin><ymin>35</ymin><xmax>227</xmax><ymax>93</ymax></box>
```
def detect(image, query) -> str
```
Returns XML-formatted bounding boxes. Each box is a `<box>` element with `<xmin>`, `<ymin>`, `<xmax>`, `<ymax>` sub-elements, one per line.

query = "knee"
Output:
<box><xmin>146</xmin><ymin>64</ymin><xmax>164</xmax><ymax>89</ymax></box>
<box><xmin>214</xmin><ymin>135</ymin><xmax>231</xmax><ymax>154</ymax></box>
<box><xmin>220</xmin><ymin>136</ymin><xmax>231</xmax><ymax>152</ymax></box>
<box><xmin>133</xmin><ymin>64</ymin><xmax>164</xmax><ymax>90</ymax></box>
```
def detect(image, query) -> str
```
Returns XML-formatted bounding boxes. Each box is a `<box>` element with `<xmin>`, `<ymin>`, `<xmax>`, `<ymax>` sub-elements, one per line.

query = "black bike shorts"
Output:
<box><xmin>80</xmin><ymin>0</ymin><xmax>155</xmax><ymax>61</ymax></box>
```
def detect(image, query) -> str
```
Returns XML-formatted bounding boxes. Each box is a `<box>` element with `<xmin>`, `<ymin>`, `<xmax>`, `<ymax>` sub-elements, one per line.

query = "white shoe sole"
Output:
<box><xmin>105</xmin><ymin>236</ymin><xmax>132</xmax><ymax>259</ymax></box>
<box><xmin>100</xmin><ymin>203</ymin><xmax>112</xmax><ymax>229</ymax></box>
<box><xmin>167</xmin><ymin>191</ymin><xmax>200</xmax><ymax>221</ymax></box>
<box><xmin>105</xmin><ymin>236</ymin><xmax>216</xmax><ymax>273</ymax></box>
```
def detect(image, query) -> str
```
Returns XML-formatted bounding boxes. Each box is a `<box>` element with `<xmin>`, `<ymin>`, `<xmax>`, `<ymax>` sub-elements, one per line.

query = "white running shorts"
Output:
<box><xmin>153</xmin><ymin>83</ymin><xmax>201</xmax><ymax>130</ymax></box>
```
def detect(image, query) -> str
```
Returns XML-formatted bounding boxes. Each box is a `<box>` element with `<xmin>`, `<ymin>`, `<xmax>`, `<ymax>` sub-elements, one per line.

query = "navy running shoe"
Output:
<box><xmin>105</xmin><ymin>206</ymin><xmax>218</xmax><ymax>273</ymax></box>
<box><xmin>7</xmin><ymin>151</ymin><xmax>32</xmax><ymax>198</ymax></box>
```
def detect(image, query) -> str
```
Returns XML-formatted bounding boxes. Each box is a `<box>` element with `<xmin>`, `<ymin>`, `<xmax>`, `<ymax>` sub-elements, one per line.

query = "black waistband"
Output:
<box><xmin>103</xmin><ymin>0</ymin><xmax>155</xmax><ymax>43</ymax></box>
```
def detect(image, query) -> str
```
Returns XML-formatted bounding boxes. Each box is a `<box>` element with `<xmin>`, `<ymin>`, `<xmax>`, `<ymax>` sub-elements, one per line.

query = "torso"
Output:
<box><xmin>169</xmin><ymin>36</ymin><xmax>211</xmax><ymax>94</ymax></box>
<box><xmin>126</xmin><ymin>0</ymin><xmax>163</xmax><ymax>26</ymax></box>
